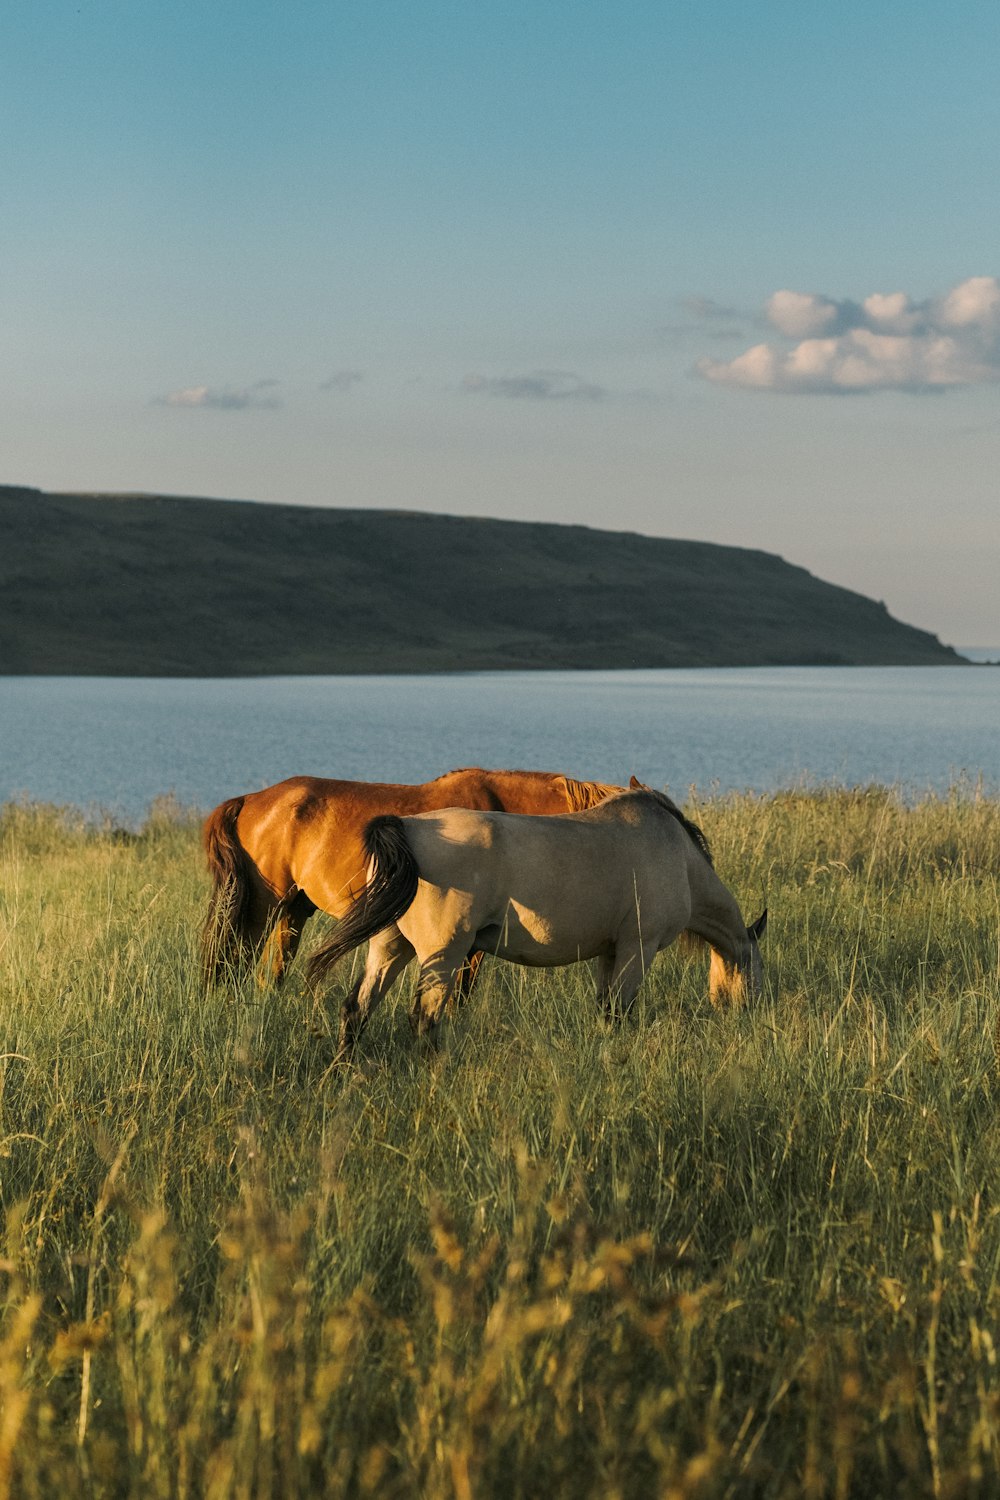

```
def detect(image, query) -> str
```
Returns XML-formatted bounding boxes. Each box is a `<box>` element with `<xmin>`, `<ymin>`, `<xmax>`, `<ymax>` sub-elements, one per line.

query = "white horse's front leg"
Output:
<box><xmin>595</xmin><ymin>948</ymin><xmax>616</xmax><ymax>1017</ymax></box>
<box><xmin>604</xmin><ymin>937</ymin><xmax>660</xmax><ymax>1020</ymax></box>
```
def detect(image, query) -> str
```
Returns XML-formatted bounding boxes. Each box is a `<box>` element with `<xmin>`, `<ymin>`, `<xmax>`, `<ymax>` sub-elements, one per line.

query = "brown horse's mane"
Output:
<box><xmin>560</xmin><ymin>776</ymin><xmax>625</xmax><ymax>811</ymax></box>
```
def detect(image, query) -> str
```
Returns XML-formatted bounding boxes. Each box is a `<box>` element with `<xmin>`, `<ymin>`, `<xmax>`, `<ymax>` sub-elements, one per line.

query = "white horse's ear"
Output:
<box><xmin>629</xmin><ymin>774</ymin><xmax>643</xmax><ymax>789</ymax></box>
<box><xmin>748</xmin><ymin>909</ymin><xmax>768</xmax><ymax>941</ymax></box>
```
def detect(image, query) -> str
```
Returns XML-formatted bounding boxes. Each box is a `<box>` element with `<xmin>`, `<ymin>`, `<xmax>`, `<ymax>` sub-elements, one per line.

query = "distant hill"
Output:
<box><xmin>0</xmin><ymin>485</ymin><xmax>962</xmax><ymax>673</ymax></box>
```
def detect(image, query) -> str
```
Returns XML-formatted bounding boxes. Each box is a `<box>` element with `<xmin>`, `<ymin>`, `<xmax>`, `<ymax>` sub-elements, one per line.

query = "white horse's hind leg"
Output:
<box><xmin>410</xmin><ymin>941</ymin><xmax>471</xmax><ymax>1039</ymax></box>
<box><xmin>338</xmin><ymin>925</ymin><xmax>415</xmax><ymax>1057</ymax></box>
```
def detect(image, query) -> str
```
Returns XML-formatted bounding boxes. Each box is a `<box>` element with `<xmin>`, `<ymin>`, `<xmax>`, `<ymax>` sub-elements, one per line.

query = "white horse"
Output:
<box><xmin>308</xmin><ymin>782</ymin><xmax>767</xmax><ymax>1055</ymax></box>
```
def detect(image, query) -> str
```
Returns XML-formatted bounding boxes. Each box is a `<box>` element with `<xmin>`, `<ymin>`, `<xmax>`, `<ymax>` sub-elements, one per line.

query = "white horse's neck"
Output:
<box><xmin>686</xmin><ymin>865</ymin><xmax>753</xmax><ymax>1004</ymax></box>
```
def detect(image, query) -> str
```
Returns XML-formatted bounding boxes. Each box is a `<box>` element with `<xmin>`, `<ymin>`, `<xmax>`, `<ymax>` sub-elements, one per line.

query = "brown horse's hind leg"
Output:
<box><xmin>205</xmin><ymin>874</ymin><xmax>277</xmax><ymax>987</ymax></box>
<box><xmin>258</xmin><ymin>888</ymin><xmax>316</xmax><ymax>988</ymax></box>
<box><xmin>454</xmin><ymin>950</ymin><xmax>485</xmax><ymax>1007</ymax></box>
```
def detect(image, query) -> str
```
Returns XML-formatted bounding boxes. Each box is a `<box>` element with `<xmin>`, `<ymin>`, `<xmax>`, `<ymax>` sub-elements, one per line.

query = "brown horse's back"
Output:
<box><xmin>231</xmin><ymin>774</ymin><xmax>472</xmax><ymax>914</ymax></box>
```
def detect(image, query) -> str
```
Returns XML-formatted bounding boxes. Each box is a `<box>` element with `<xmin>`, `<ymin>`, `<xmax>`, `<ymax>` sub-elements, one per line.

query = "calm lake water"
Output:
<box><xmin>1</xmin><ymin>667</ymin><xmax>997</xmax><ymax>823</ymax></box>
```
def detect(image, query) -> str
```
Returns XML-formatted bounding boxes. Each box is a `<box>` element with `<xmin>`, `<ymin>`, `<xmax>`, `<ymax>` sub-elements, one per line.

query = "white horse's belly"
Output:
<box><xmin>475</xmin><ymin>899</ymin><xmax>612</xmax><ymax>967</ymax></box>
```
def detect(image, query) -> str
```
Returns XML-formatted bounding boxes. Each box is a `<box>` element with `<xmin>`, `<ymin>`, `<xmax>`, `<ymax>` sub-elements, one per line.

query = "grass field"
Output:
<box><xmin>1</xmin><ymin>787</ymin><xmax>999</xmax><ymax>1498</ymax></box>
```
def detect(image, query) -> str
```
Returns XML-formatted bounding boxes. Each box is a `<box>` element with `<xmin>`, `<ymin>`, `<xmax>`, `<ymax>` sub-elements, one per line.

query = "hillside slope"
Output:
<box><xmin>0</xmin><ymin>485</ymin><xmax>961</xmax><ymax>673</ymax></box>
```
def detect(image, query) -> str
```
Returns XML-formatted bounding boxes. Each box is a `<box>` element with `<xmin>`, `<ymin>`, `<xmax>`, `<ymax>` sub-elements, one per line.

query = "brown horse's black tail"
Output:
<box><xmin>307</xmin><ymin>815</ymin><xmax>420</xmax><ymax>985</ymax></box>
<box><xmin>201</xmin><ymin>795</ymin><xmax>254</xmax><ymax>985</ymax></box>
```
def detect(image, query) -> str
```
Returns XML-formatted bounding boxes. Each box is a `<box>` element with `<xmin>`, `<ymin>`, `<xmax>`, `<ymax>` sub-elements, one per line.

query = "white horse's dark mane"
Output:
<box><xmin>627</xmin><ymin>786</ymin><xmax>714</xmax><ymax>867</ymax></box>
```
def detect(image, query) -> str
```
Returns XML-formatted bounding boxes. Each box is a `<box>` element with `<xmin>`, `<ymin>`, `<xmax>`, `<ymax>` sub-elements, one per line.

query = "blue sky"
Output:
<box><xmin>3</xmin><ymin>0</ymin><xmax>999</xmax><ymax>643</ymax></box>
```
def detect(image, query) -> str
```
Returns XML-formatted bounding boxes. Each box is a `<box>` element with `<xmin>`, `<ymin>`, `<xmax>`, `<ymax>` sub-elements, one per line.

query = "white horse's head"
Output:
<box><xmin>709</xmin><ymin>909</ymin><xmax>767</xmax><ymax>1006</ymax></box>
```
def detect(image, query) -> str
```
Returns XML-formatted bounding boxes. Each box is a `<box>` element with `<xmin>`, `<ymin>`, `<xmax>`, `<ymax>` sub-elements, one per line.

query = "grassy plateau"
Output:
<box><xmin>1</xmin><ymin>787</ymin><xmax>999</xmax><ymax>1497</ymax></box>
<box><xmin>0</xmin><ymin>486</ymin><xmax>961</xmax><ymax>672</ymax></box>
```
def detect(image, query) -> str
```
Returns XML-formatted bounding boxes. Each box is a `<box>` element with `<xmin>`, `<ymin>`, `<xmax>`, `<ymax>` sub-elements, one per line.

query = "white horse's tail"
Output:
<box><xmin>307</xmin><ymin>815</ymin><xmax>419</xmax><ymax>983</ymax></box>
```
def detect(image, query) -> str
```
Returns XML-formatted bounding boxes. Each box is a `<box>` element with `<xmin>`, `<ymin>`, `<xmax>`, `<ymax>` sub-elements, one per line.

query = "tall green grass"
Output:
<box><xmin>1</xmin><ymin>787</ymin><xmax>999</xmax><ymax>1497</ymax></box>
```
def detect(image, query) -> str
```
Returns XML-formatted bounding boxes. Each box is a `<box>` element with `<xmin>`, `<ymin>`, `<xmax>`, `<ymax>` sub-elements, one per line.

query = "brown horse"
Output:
<box><xmin>202</xmin><ymin>768</ymin><xmax>623</xmax><ymax>987</ymax></box>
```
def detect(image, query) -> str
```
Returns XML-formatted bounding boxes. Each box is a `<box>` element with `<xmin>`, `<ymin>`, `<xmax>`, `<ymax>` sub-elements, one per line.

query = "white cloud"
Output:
<box><xmin>766</xmin><ymin>290</ymin><xmax>848</xmax><ymax>339</ymax></box>
<box><xmin>462</xmin><ymin>370</ymin><xmax>607</xmax><ymax>401</ymax></box>
<box><xmin>697</xmin><ymin>276</ymin><xmax>1000</xmax><ymax>393</ymax></box>
<box><xmin>862</xmin><ymin>291</ymin><xmax>922</xmax><ymax>334</ymax></box>
<box><xmin>159</xmin><ymin>380</ymin><xmax>281</xmax><ymax>410</ymax></box>
<box><xmin>936</xmin><ymin>275</ymin><xmax>1000</xmax><ymax>330</ymax></box>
